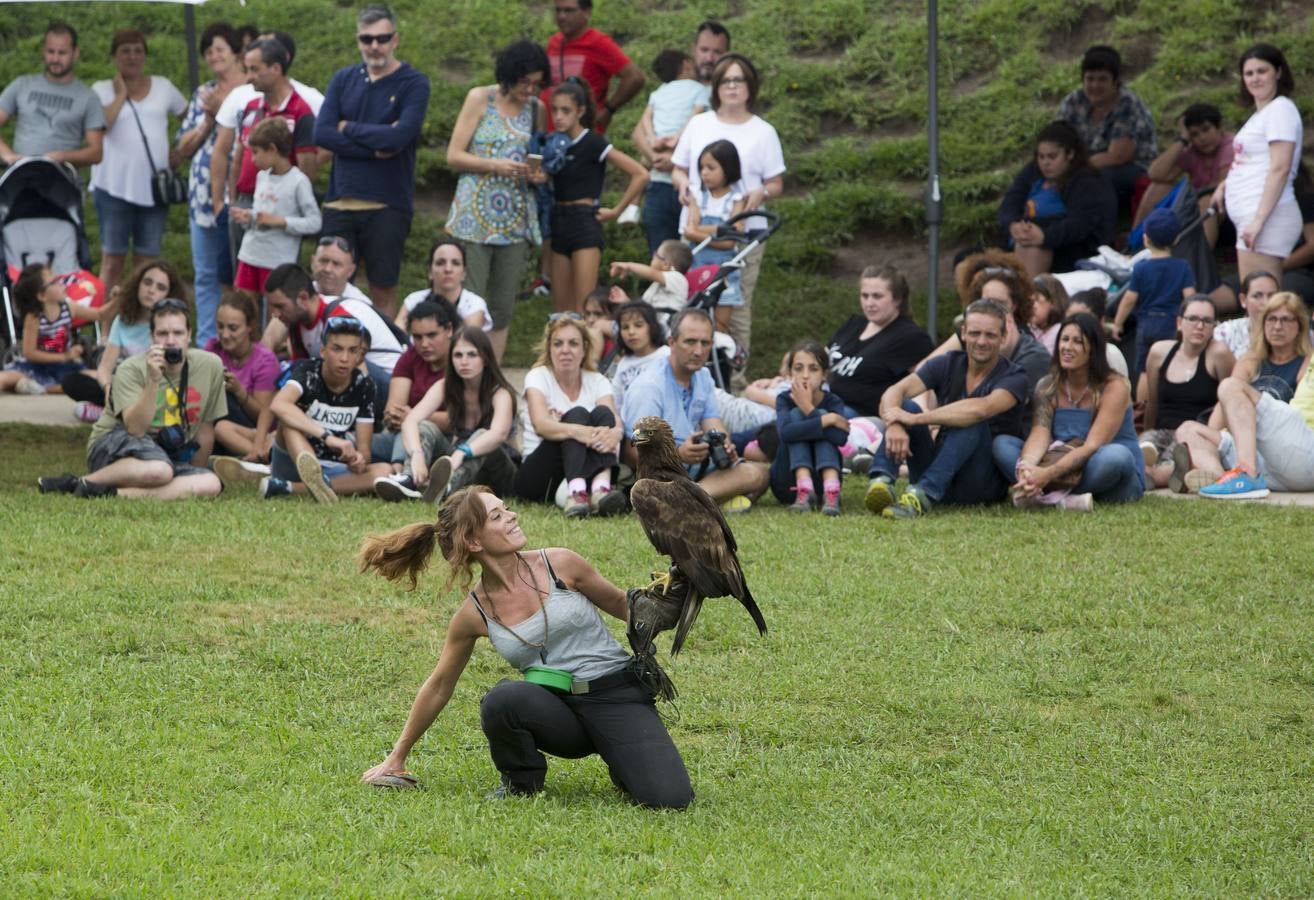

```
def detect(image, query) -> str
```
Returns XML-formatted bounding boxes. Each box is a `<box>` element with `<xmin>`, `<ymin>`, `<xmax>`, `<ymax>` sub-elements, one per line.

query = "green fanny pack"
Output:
<box><xmin>524</xmin><ymin>665</ymin><xmax>574</xmax><ymax>693</ymax></box>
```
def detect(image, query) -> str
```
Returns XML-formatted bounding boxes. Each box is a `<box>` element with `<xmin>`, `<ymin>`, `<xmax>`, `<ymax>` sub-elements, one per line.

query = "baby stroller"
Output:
<box><xmin>683</xmin><ymin>208</ymin><xmax>783</xmax><ymax>388</ymax></box>
<box><xmin>0</xmin><ymin>158</ymin><xmax>100</xmax><ymax>362</ymax></box>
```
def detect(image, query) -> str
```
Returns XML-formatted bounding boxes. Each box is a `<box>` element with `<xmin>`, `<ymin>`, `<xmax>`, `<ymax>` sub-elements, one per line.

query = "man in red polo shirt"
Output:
<box><xmin>210</xmin><ymin>38</ymin><xmax>318</xmax><ymax>265</ymax></box>
<box><xmin>543</xmin><ymin>0</ymin><xmax>644</xmax><ymax>133</ymax></box>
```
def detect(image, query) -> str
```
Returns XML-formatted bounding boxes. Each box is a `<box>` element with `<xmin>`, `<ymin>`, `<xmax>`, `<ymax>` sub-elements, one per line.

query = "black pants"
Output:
<box><xmin>214</xmin><ymin>390</ymin><xmax>257</xmax><ymax>457</ymax></box>
<box><xmin>62</xmin><ymin>370</ymin><xmax>104</xmax><ymax>404</ymax></box>
<box><xmin>510</xmin><ymin>405</ymin><xmax>618</xmax><ymax>502</ymax></box>
<box><xmin>479</xmin><ymin>677</ymin><xmax>692</xmax><ymax>809</ymax></box>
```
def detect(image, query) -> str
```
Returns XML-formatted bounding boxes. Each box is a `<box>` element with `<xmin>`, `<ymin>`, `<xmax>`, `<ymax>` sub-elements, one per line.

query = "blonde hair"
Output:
<box><xmin>530</xmin><ymin>317</ymin><xmax>597</xmax><ymax>371</ymax></box>
<box><xmin>1247</xmin><ymin>291</ymin><xmax>1312</xmax><ymax>360</ymax></box>
<box><xmin>357</xmin><ymin>486</ymin><xmax>493</xmax><ymax>593</ymax></box>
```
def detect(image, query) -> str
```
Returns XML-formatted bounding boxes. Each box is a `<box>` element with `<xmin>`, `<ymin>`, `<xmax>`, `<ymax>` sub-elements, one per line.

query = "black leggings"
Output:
<box><xmin>510</xmin><ymin>405</ymin><xmax>618</xmax><ymax>503</ymax></box>
<box><xmin>62</xmin><ymin>371</ymin><xmax>105</xmax><ymax>404</ymax></box>
<box><xmin>479</xmin><ymin>677</ymin><xmax>692</xmax><ymax>808</ymax></box>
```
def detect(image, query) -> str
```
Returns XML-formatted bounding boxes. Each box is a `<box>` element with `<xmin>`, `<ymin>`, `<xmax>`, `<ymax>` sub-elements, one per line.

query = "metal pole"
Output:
<box><xmin>184</xmin><ymin>5</ymin><xmax>199</xmax><ymax>94</ymax></box>
<box><xmin>925</xmin><ymin>0</ymin><xmax>941</xmax><ymax>341</ymax></box>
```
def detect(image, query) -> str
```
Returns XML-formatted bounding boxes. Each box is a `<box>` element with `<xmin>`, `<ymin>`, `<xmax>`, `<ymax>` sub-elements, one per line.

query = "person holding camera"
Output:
<box><xmin>39</xmin><ymin>299</ymin><xmax>225</xmax><ymax>500</ymax></box>
<box><xmin>622</xmin><ymin>307</ymin><xmax>768</xmax><ymax>513</ymax></box>
<box><xmin>864</xmin><ymin>298</ymin><xmax>1029</xmax><ymax>520</ymax></box>
<box><xmin>510</xmin><ymin>314</ymin><xmax>625</xmax><ymax>517</ymax></box>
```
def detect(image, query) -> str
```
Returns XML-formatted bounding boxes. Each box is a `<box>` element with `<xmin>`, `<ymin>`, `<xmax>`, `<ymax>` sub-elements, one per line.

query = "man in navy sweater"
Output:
<box><xmin>314</xmin><ymin>4</ymin><xmax>430</xmax><ymax>318</ymax></box>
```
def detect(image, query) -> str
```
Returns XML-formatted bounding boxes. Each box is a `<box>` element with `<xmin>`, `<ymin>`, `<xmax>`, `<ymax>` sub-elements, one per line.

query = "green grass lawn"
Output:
<box><xmin>2</xmin><ymin>422</ymin><xmax>1313</xmax><ymax>894</ymax></box>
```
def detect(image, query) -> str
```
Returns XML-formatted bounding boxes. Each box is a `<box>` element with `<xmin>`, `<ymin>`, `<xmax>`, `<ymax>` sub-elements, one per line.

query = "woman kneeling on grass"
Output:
<box><xmin>359</xmin><ymin>487</ymin><xmax>693</xmax><ymax>808</ymax></box>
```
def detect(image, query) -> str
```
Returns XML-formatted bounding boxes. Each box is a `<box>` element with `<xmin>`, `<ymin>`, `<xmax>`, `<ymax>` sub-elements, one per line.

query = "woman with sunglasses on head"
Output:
<box><xmin>395</xmin><ymin>237</ymin><xmax>493</xmax><ymax>334</ymax></box>
<box><xmin>510</xmin><ymin>315</ymin><xmax>626</xmax><ymax>518</ymax></box>
<box><xmin>1137</xmin><ymin>296</ymin><xmax>1234</xmax><ymax>489</ymax></box>
<box><xmin>446</xmin><ymin>40</ymin><xmax>551</xmax><ymax>360</ymax></box>
<box><xmin>358</xmin><ymin>486</ymin><xmax>691</xmax><ymax>807</ymax></box>
<box><xmin>671</xmin><ymin>54</ymin><xmax>785</xmax><ymax>357</ymax></box>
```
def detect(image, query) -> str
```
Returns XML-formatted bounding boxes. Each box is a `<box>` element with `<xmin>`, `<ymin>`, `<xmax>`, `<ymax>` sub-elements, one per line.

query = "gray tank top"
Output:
<box><xmin>470</xmin><ymin>550</ymin><xmax>630</xmax><ymax>682</ymax></box>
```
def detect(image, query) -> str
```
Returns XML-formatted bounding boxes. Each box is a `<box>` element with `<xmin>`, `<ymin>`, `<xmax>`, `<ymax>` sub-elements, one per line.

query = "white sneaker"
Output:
<box><xmin>212</xmin><ymin>456</ymin><xmax>270</xmax><ymax>484</ymax></box>
<box><xmin>617</xmin><ymin>203</ymin><xmax>642</xmax><ymax>226</ymax></box>
<box><xmin>14</xmin><ymin>376</ymin><xmax>44</xmax><ymax>395</ymax></box>
<box><xmin>374</xmin><ymin>473</ymin><xmax>421</xmax><ymax>502</ymax></box>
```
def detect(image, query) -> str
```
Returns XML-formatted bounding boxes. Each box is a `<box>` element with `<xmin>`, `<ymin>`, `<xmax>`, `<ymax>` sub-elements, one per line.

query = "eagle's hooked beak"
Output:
<box><xmin>632</xmin><ymin>428</ymin><xmax>649</xmax><ymax>444</ymax></box>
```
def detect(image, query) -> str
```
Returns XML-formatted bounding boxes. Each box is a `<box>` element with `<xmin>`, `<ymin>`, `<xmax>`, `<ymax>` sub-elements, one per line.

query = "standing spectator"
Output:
<box><xmin>445</xmin><ymin>40</ymin><xmax>549</xmax><ymax>361</ymax></box>
<box><xmin>314</xmin><ymin>4</ymin><xmax>431</xmax><ymax>320</ymax></box>
<box><xmin>38</xmin><ymin>300</ymin><xmax>225</xmax><ymax>501</ymax></box>
<box><xmin>1211</xmin><ymin>43</ymin><xmax>1303</xmax><ymax>284</ymax></box>
<box><xmin>511</xmin><ymin>315</ymin><xmax>626</xmax><ymax>517</ymax></box>
<box><xmin>175</xmin><ymin>22</ymin><xmax>246</xmax><ymax>347</ymax></box>
<box><xmin>543</xmin><ymin>0</ymin><xmax>645</xmax><ymax>134</ymax></box>
<box><xmin>0</xmin><ymin>23</ymin><xmax>104</xmax><ymax>168</ymax></box>
<box><xmin>261</xmin><ymin>263</ymin><xmax>404</xmax><ymax>411</ymax></box>
<box><xmin>230</xmin><ymin>117</ymin><xmax>322</xmax><ymax>294</ymax></box>
<box><xmin>672</xmin><ymin>55</ymin><xmax>786</xmax><ymax>358</ymax></box>
<box><xmin>1111</xmin><ymin>208</ymin><xmax>1196</xmax><ymax>380</ymax></box>
<box><xmin>825</xmin><ymin>265</ymin><xmax>935</xmax><ymax>419</ymax></box>
<box><xmin>1056</xmin><ymin>45</ymin><xmax>1157</xmax><ymax>207</ymax></box>
<box><xmin>209</xmin><ymin>37</ymin><xmax>318</xmax><ymax>279</ymax></box>
<box><xmin>89</xmin><ymin>30</ymin><xmax>187</xmax><ymax>300</ymax></box>
<box><xmin>632</xmin><ymin>49</ymin><xmax>711</xmax><ymax>253</ymax></box>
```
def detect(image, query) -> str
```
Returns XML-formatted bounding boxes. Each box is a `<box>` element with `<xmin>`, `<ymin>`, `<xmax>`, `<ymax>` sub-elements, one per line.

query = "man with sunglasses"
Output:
<box><xmin>261</xmin><ymin>314</ymin><xmax>393</xmax><ymax>501</ymax></box>
<box><xmin>313</xmin><ymin>4</ymin><xmax>430</xmax><ymax>319</ymax></box>
<box><xmin>39</xmin><ymin>300</ymin><xmax>226</xmax><ymax>500</ymax></box>
<box><xmin>311</xmin><ymin>235</ymin><xmax>370</xmax><ymax>305</ymax></box>
<box><xmin>261</xmin><ymin>262</ymin><xmax>405</xmax><ymax>413</ymax></box>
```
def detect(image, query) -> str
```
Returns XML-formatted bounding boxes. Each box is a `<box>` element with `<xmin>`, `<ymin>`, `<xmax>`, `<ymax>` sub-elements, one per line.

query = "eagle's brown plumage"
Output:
<box><xmin>629</xmin><ymin>416</ymin><xmax>767</xmax><ymax>654</ymax></box>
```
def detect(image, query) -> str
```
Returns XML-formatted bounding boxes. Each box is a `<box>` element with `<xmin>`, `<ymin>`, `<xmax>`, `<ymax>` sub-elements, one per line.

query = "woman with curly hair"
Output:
<box><xmin>445</xmin><ymin>39</ymin><xmax>551</xmax><ymax>359</ymax></box>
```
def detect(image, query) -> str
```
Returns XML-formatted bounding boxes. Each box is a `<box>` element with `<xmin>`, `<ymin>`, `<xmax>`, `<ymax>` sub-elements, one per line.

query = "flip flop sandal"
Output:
<box><xmin>367</xmin><ymin>770</ymin><xmax>421</xmax><ymax>790</ymax></box>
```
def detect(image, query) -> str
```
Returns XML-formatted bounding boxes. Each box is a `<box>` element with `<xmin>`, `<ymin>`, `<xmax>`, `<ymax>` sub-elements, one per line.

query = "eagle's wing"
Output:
<box><xmin>631</xmin><ymin>477</ymin><xmax>766</xmax><ymax>637</ymax></box>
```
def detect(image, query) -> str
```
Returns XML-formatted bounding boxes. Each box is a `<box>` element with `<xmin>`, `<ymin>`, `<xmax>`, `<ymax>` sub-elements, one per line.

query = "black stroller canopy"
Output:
<box><xmin>0</xmin><ymin>158</ymin><xmax>86</xmax><ymax>230</ymax></box>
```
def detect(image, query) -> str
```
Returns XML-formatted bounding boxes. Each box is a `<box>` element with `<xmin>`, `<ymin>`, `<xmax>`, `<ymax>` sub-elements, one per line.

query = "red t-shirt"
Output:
<box><xmin>235</xmin><ymin>88</ymin><xmax>318</xmax><ymax>196</ymax></box>
<box><xmin>542</xmin><ymin>28</ymin><xmax>630</xmax><ymax>132</ymax></box>
<box><xmin>392</xmin><ymin>346</ymin><xmax>445</xmax><ymax>407</ymax></box>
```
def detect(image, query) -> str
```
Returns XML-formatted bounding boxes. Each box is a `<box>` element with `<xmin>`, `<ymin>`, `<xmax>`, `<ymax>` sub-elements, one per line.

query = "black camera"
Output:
<box><xmin>155</xmin><ymin>423</ymin><xmax>197</xmax><ymax>461</ymax></box>
<box><xmin>163</xmin><ymin>347</ymin><xmax>184</xmax><ymax>365</ymax></box>
<box><xmin>697</xmin><ymin>429</ymin><xmax>732</xmax><ymax>470</ymax></box>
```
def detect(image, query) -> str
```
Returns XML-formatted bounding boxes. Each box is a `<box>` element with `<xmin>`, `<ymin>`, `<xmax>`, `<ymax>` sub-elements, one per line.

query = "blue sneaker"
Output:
<box><xmin>258</xmin><ymin>475</ymin><xmax>293</xmax><ymax>499</ymax></box>
<box><xmin>1199</xmin><ymin>467</ymin><xmax>1270</xmax><ymax>500</ymax></box>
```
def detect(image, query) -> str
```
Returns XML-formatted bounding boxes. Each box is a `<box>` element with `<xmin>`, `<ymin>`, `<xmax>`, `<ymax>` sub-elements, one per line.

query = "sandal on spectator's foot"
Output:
<box><xmin>1167</xmin><ymin>442</ymin><xmax>1192</xmax><ymax>494</ymax></box>
<box><xmin>365</xmin><ymin>770</ymin><xmax>421</xmax><ymax>790</ymax></box>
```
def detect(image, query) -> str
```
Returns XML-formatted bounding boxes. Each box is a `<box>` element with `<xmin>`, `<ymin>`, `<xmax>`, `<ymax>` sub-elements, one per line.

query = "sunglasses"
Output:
<box><xmin>547</xmin><ymin>312</ymin><xmax>583</xmax><ymax>323</ymax></box>
<box><xmin>317</xmin><ymin>235</ymin><xmax>354</xmax><ymax>254</ymax></box>
<box><xmin>325</xmin><ymin>315</ymin><xmax>367</xmax><ymax>335</ymax></box>
<box><xmin>357</xmin><ymin>32</ymin><xmax>395</xmax><ymax>45</ymax></box>
<box><xmin>155</xmin><ymin>298</ymin><xmax>190</xmax><ymax>313</ymax></box>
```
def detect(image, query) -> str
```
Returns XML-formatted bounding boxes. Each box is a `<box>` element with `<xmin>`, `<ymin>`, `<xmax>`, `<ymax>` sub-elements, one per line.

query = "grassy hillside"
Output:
<box><xmin>2</xmin><ymin>0</ymin><xmax>1312</xmax><ymax>370</ymax></box>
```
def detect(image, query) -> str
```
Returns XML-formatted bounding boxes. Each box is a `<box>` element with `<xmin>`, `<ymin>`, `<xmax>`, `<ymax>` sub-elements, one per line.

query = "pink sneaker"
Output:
<box><xmin>565</xmin><ymin>490</ymin><xmax>590</xmax><ymax>518</ymax></box>
<box><xmin>822</xmin><ymin>486</ymin><xmax>842</xmax><ymax>517</ymax></box>
<box><xmin>73</xmin><ymin>401</ymin><xmax>103</xmax><ymax>423</ymax></box>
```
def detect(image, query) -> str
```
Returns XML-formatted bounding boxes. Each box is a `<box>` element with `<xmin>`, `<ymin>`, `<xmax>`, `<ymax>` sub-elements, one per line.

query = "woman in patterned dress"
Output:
<box><xmin>445</xmin><ymin>40</ymin><xmax>550</xmax><ymax>360</ymax></box>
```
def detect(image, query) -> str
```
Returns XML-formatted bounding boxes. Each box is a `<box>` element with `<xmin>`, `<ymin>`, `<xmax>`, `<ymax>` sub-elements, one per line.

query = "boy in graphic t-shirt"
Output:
<box><xmin>262</xmin><ymin>316</ymin><xmax>391</xmax><ymax>502</ymax></box>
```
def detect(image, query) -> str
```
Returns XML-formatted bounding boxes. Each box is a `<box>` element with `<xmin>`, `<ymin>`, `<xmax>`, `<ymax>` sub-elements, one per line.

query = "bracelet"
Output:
<box><xmin>456</xmin><ymin>442</ymin><xmax>473</xmax><ymax>457</ymax></box>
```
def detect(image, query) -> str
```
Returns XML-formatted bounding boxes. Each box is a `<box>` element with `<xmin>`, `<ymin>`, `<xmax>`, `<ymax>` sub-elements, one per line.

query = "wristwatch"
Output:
<box><xmin>321</xmin><ymin>426</ymin><xmax>332</xmax><ymax>442</ymax></box>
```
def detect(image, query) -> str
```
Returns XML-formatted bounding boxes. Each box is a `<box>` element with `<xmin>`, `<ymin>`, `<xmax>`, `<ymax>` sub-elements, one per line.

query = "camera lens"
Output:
<box><xmin>164</xmin><ymin>347</ymin><xmax>183</xmax><ymax>364</ymax></box>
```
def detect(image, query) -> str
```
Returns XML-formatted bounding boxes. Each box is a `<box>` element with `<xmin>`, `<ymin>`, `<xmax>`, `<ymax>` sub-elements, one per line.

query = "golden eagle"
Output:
<box><xmin>627</xmin><ymin>416</ymin><xmax>767</xmax><ymax>657</ymax></box>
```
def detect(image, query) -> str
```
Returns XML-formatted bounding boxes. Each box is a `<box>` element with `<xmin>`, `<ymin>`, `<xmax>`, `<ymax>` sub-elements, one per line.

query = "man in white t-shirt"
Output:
<box><xmin>261</xmin><ymin>263</ymin><xmax>403</xmax><ymax>411</ymax></box>
<box><xmin>0</xmin><ymin>23</ymin><xmax>105</xmax><ymax>167</ymax></box>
